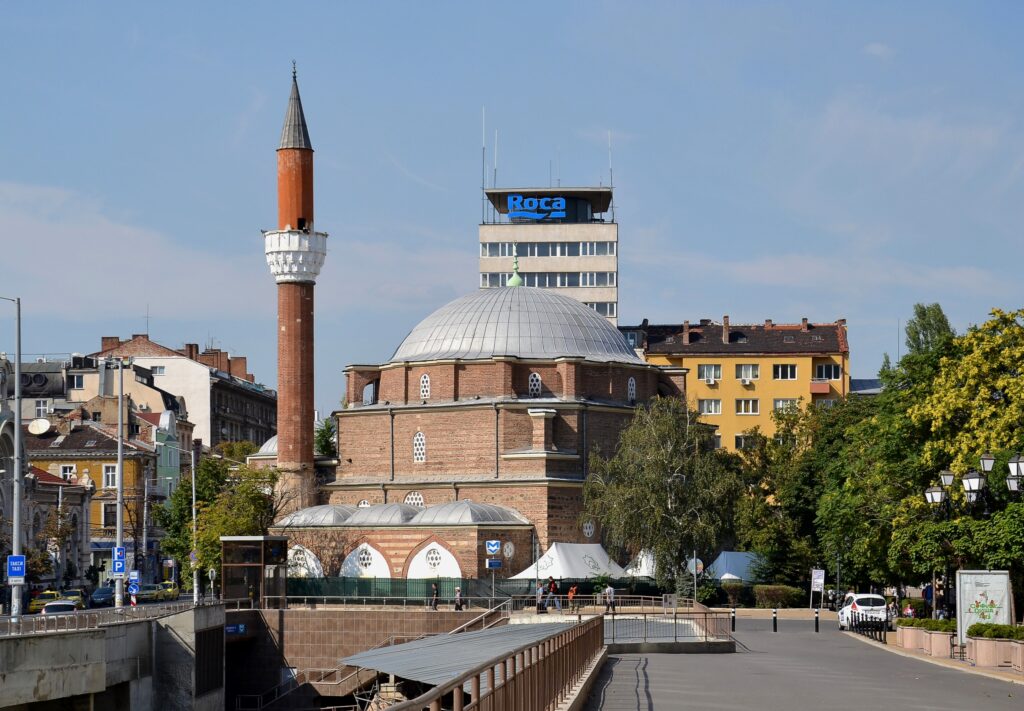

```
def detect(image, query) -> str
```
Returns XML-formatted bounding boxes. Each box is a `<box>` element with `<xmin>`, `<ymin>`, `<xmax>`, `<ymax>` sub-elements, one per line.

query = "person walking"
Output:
<box><xmin>545</xmin><ymin>577</ymin><xmax>562</xmax><ymax>612</ymax></box>
<box><xmin>454</xmin><ymin>587</ymin><xmax>463</xmax><ymax>611</ymax></box>
<box><xmin>536</xmin><ymin>582</ymin><xmax>545</xmax><ymax>613</ymax></box>
<box><xmin>568</xmin><ymin>584</ymin><xmax>579</xmax><ymax>614</ymax></box>
<box><xmin>430</xmin><ymin>583</ymin><xmax>439</xmax><ymax>611</ymax></box>
<box><xmin>604</xmin><ymin>582</ymin><xmax>615</xmax><ymax>613</ymax></box>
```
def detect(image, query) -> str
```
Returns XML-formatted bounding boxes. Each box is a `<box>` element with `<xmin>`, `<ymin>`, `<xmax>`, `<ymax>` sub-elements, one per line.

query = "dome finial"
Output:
<box><xmin>507</xmin><ymin>243</ymin><xmax>524</xmax><ymax>287</ymax></box>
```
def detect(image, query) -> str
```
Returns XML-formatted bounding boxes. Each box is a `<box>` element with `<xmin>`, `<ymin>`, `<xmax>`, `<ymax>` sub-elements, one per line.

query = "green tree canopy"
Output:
<box><xmin>314</xmin><ymin>418</ymin><xmax>337</xmax><ymax>457</ymax></box>
<box><xmin>905</xmin><ymin>302</ymin><xmax>955</xmax><ymax>355</ymax></box>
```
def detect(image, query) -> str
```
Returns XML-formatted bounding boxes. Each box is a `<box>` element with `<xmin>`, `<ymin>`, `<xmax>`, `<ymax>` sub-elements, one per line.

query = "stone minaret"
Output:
<box><xmin>264</xmin><ymin>66</ymin><xmax>326</xmax><ymax>513</ymax></box>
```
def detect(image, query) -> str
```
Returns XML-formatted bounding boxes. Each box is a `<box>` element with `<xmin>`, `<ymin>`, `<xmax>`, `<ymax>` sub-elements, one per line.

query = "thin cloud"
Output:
<box><xmin>385</xmin><ymin>152</ymin><xmax>448</xmax><ymax>192</ymax></box>
<box><xmin>863</xmin><ymin>42</ymin><xmax>894</xmax><ymax>59</ymax></box>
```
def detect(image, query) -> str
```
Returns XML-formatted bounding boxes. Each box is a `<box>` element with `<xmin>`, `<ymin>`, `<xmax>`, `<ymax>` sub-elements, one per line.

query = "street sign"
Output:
<box><xmin>485</xmin><ymin>540</ymin><xmax>501</xmax><ymax>555</ymax></box>
<box><xmin>112</xmin><ymin>559</ymin><xmax>126</xmax><ymax>578</ymax></box>
<box><xmin>226</xmin><ymin>623</ymin><xmax>248</xmax><ymax>635</ymax></box>
<box><xmin>190</xmin><ymin>550</ymin><xmax>198</xmax><ymax>565</ymax></box>
<box><xmin>6</xmin><ymin>555</ymin><xmax>26</xmax><ymax>586</ymax></box>
<box><xmin>128</xmin><ymin>583</ymin><xmax>140</xmax><ymax>595</ymax></box>
<box><xmin>129</xmin><ymin>570</ymin><xmax>140</xmax><ymax>583</ymax></box>
<box><xmin>486</xmin><ymin>558</ymin><xmax>502</xmax><ymax>570</ymax></box>
<box><xmin>113</xmin><ymin>546</ymin><xmax>126</xmax><ymax>562</ymax></box>
<box><xmin>811</xmin><ymin>568</ymin><xmax>826</xmax><ymax>592</ymax></box>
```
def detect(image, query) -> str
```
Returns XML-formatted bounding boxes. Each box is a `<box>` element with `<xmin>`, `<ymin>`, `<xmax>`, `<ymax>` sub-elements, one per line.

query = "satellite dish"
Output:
<box><xmin>28</xmin><ymin>418</ymin><xmax>52</xmax><ymax>435</ymax></box>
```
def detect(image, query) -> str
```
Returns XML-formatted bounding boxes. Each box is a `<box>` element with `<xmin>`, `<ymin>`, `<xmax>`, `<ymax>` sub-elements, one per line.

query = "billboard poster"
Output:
<box><xmin>955</xmin><ymin>570</ymin><xmax>1013</xmax><ymax>645</ymax></box>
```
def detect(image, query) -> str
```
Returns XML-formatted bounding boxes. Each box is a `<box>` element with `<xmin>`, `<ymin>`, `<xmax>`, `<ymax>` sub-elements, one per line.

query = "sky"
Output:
<box><xmin>2</xmin><ymin>2</ymin><xmax>1023</xmax><ymax>418</ymax></box>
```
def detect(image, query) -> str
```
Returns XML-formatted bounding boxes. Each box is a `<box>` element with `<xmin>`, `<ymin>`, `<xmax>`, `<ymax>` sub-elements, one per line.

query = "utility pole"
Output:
<box><xmin>114</xmin><ymin>358</ymin><xmax>126</xmax><ymax>609</ymax></box>
<box><xmin>6</xmin><ymin>297</ymin><xmax>23</xmax><ymax>621</ymax></box>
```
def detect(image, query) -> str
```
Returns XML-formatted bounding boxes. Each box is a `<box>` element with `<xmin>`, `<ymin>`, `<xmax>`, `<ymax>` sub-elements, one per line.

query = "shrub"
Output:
<box><xmin>722</xmin><ymin>582</ymin><xmax>744</xmax><ymax>607</ymax></box>
<box><xmin>896</xmin><ymin>618</ymin><xmax>956</xmax><ymax>633</ymax></box>
<box><xmin>966</xmin><ymin>623</ymin><xmax>1024</xmax><ymax>640</ymax></box>
<box><xmin>753</xmin><ymin>584</ymin><xmax>803</xmax><ymax>608</ymax></box>
<box><xmin>696</xmin><ymin>579</ymin><xmax>720</xmax><ymax>606</ymax></box>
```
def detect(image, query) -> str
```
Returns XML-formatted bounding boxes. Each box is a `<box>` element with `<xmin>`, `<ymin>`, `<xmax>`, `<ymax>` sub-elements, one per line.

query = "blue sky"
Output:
<box><xmin>3</xmin><ymin>2</ymin><xmax>1023</xmax><ymax>417</ymax></box>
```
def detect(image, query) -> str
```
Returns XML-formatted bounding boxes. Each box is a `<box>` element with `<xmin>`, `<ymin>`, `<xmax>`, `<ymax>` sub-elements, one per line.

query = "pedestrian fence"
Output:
<box><xmin>849</xmin><ymin>611</ymin><xmax>888</xmax><ymax>644</ymax></box>
<box><xmin>0</xmin><ymin>600</ymin><xmax>198</xmax><ymax>637</ymax></box>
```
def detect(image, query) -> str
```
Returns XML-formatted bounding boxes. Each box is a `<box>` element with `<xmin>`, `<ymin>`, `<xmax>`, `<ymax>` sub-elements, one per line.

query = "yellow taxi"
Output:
<box><xmin>28</xmin><ymin>590</ymin><xmax>62</xmax><ymax>614</ymax></box>
<box><xmin>159</xmin><ymin>581</ymin><xmax>180</xmax><ymax>601</ymax></box>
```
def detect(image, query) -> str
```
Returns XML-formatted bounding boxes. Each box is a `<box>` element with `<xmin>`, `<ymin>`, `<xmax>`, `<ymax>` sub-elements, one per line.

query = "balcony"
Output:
<box><xmin>809</xmin><ymin>379</ymin><xmax>832</xmax><ymax>395</ymax></box>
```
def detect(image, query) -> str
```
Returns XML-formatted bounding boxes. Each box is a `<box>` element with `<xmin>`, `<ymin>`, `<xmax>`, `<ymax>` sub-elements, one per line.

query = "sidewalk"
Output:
<box><xmin>846</xmin><ymin>630</ymin><xmax>1024</xmax><ymax>686</ymax></box>
<box><xmin>710</xmin><ymin>607</ymin><xmax>827</xmax><ymax>620</ymax></box>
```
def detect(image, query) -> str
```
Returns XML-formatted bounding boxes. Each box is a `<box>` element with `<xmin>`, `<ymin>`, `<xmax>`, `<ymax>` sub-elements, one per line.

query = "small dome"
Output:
<box><xmin>409</xmin><ymin>501</ymin><xmax>528</xmax><ymax>526</ymax></box>
<box><xmin>275</xmin><ymin>504</ymin><xmax>358</xmax><ymax>527</ymax></box>
<box><xmin>345</xmin><ymin>502</ymin><xmax>422</xmax><ymax>526</ymax></box>
<box><xmin>257</xmin><ymin>435</ymin><xmax>278</xmax><ymax>455</ymax></box>
<box><xmin>390</xmin><ymin>287</ymin><xmax>642</xmax><ymax>364</ymax></box>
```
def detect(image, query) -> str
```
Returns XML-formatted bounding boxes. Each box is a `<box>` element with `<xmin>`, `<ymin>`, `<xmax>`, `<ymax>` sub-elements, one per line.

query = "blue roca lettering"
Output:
<box><xmin>507</xmin><ymin>195</ymin><xmax>566</xmax><ymax>220</ymax></box>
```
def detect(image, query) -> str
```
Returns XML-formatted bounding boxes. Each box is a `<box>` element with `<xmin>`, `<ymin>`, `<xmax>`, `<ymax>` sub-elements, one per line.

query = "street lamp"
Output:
<box><xmin>979</xmin><ymin>452</ymin><xmax>996</xmax><ymax>474</ymax></box>
<box><xmin>0</xmin><ymin>295</ymin><xmax>22</xmax><ymax>621</ymax></box>
<box><xmin>961</xmin><ymin>470</ymin><xmax>986</xmax><ymax>504</ymax></box>
<box><xmin>924</xmin><ymin>486</ymin><xmax>947</xmax><ymax>505</ymax></box>
<box><xmin>156</xmin><ymin>441</ymin><xmax>198</xmax><ymax>605</ymax></box>
<box><xmin>1006</xmin><ymin>454</ymin><xmax>1022</xmax><ymax>494</ymax></box>
<box><xmin>939</xmin><ymin>470</ymin><xmax>955</xmax><ymax>487</ymax></box>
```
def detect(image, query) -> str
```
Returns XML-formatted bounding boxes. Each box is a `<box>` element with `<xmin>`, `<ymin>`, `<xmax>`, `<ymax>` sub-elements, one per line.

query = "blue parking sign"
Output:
<box><xmin>112</xmin><ymin>559</ymin><xmax>126</xmax><ymax>577</ymax></box>
<box><xmin>7</xmin><ymin>555</ymin><xmax>26</xmax><ymax>585</ymax></box>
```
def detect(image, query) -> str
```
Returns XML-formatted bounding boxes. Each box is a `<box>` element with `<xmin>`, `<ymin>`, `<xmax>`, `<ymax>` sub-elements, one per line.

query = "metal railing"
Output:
<box><xmin>388</xmin><ymin>615</ymin><xmax>605</xmax><ymax>711</ymax></box>
<box><xmin>0</xmin><ymin>600</ymin><xmax>197</xmax><ymax>637</ymax></box>
<box><xmin>602</xmin><ymin>611</ymin><xmax>731</xmax><ymax>644</ymax></box>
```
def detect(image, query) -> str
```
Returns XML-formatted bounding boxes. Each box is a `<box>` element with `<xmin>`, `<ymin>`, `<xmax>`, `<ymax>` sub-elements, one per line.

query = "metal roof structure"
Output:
<box><xmin>341</xmin><ymin>623</ymin><xmax>572</xmax><ymax>693</ymax></box>
<box><xmin>275</xmin><ymin>504</ymin><xmax>359</xmax><ymax>527</ymax></box>
<box><xmin>344</xmin><ymin>502</ymin><xmax>422</xmax><ymax>526</ymax></box>
<box><xmin>408</xmin><ymin>501</ymin><xmax>528</xmax><ymax>526</ymax></box>
<box><xmin>390</xmin><ymin>287</ymin><xmax>643</xmax><ymax>365</ymax></box>
<box><xmin>279</xmin><ymin>67</ymin><xmax>312</xmax><ymax>150</ymax></box>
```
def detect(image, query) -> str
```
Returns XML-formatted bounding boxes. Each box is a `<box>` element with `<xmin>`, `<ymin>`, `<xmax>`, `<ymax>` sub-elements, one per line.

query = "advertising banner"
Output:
<box><xmin>956</xmin><ymin>570</ymin><xmax>1014</xmax><ymax>645</ymax></box>
<box><xmin>811</xmin><ymin>569</ymin><xmax>826</xmax><ymax>592</ymax></box>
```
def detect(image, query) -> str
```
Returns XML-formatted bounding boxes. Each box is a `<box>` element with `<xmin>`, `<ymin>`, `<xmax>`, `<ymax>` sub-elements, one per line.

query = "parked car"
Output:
<box><xmin>42</xmin><ymin>601</ymin><xmax>79</xmax><ymax>615</ymax></box>
<box><xmin>61</xmin><ymin>589</ymin><xmax>88</xmax><ymax>610</ymax></box>
<box><xmin>28</xmin><ymin>590</ymin><xmax>62</xmax><ymax>614</ymax></box>
<box><xmin>159</xmin><ymin>581</ymin><xmax>180</xmax><ymax>601</ymax></box>
<box><xmin>90</xmin><ymin>586</ymin><xmax>115</xmax><ymax>608</ymax></box>
<box><xmin>838</xmin><ymin>593</ymin><xmax>890</xmax><ymax>630</ymax></box>
<box><xmin>136</xmin><ymin>584</ymin><xmax>162</xmax><ymax>603</ymax></box>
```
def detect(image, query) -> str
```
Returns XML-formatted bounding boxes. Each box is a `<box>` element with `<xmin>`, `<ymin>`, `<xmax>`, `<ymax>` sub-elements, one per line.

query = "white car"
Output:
<box><xmin>838</xmin><ymin>593</ymin><xmax>890</xmax><ymax>630</ymax></box>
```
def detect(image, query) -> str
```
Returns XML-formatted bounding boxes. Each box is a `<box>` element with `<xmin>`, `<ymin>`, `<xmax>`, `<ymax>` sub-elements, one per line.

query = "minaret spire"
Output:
<box><xmin>279</xmin><ymin>64</ymin><xmax>313</xmax><ymax>151</ymax></box>
<box><xmin>507</xmin><ymin>243</ymin><xmax>524</xmax><ymax>287</ymax></box>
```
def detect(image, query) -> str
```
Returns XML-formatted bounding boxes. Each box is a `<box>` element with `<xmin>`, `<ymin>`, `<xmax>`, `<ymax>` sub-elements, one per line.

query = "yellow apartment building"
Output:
<box><xmin>620</xmin><ymin>316</ymin><xmax>850</xmax><ymax>450</ymax></box>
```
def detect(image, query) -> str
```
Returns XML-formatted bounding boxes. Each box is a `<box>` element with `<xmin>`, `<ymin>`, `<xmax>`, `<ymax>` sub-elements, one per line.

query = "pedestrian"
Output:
<box><xmin>902</xmin><ymin>602</ymin><xmax>914</xmax><ymax>618</ymax></box>
<box><xmin>545</xmin><ymin>576</ymin><xmax>562</xmax><ymax>612</ymax></box>
<box><xmin>454</xmin><ymin>587</ymin><xmax>463</xmax><ymax>612</ymax></box>
<box><xmin>430</xmin><ymin>582</ymin><xmax>439</xmax><ymax>611</ymax></box>
<box><xmin>536</xmin><ymin>582</ymin><xmax>545</xmax><ymax>613</ymax></box>
<box><xmin>604</xmin><ymin>582</ymin><xmax>615</xmax><ymax>613</ymax></box>
<box><xmin>568</xmin><ymin>584</ymin><xmax>579</xmax><ymax>614</ymax></box>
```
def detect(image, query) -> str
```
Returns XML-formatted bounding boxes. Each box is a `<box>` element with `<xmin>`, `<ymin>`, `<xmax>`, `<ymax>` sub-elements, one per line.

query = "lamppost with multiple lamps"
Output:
<box><xmin>155</xmin><ymin>441</ymin><xmax>199</xmax><ymax>605</ymax></box>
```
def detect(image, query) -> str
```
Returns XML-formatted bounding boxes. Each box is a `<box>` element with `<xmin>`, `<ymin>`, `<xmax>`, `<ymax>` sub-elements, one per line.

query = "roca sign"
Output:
<box><xmin>507</xmin><ymin>195</ymin><xmax>566</xmax><ymax>220</ymax></box>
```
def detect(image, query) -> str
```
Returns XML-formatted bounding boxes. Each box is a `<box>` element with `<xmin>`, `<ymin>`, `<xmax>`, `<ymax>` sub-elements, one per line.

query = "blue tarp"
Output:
<box><xmin>707</xmin><ymin>551</ymin><xmax>760</xmax><ymax>582</ymax></box>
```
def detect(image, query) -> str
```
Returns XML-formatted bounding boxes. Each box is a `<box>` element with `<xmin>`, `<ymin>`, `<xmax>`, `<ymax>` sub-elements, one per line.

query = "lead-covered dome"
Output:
<box><xmin>390</xmin><ymin>287</ymin><xmax>642</xmax><ymax>364</ymax></box>
<box><xmin>408</xmin><ymin>501</ymin><xmax>529</xmax><ymax>526</ymax></box>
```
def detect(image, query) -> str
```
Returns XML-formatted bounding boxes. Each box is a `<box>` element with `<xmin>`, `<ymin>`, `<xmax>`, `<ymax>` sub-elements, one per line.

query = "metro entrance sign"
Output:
<box><xmin>485</xmin><ymin>540</ymin><xmax>501</xmax><ymax>556</ymax></box>
<box><xmin>6</xmin><ymin>555</ymin><xmax>26</xmax><ymax>586</ymax></box>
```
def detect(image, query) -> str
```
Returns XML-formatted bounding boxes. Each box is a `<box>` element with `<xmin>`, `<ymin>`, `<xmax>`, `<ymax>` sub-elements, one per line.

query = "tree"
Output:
<box><xmin>905</xmin><ymin>302</ymin><xmax>955</xmax><ymax>355</ymax></box>
<box><xmin>583</xmin><ymin>397</ymin><xmax>741</xmax><ymax>590</ymax></box>
<box><xmin>213</xmin><ymin>440</ymin><xmax>259</xmax><ymax>463</ymax></box>
<box><xmin>195</xmin><ymin>468</ymin><xmax>282</xmax><ymax>574</ymax></box>
<box><xmin>314</xmin><ymin>418</ymin><xmax>337</xmax><ymax>457</ymax></box>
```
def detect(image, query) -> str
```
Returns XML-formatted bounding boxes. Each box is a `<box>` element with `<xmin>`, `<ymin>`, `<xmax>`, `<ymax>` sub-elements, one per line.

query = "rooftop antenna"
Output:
<box><xmin>481</xmin><ymin>107</ymin><xmax>486</xmax><ymax>223</ymax></box>
<box><xmin>608</xmin><ymin>130</ymin><xmax>616</xmax><ymax>221</ymax></box>
<box><xmin>557</xmin><ymin>146</ymin><xmax>561</xmax><ymax>187</ymax></box>
<box><xmin>144</xmin><ymin>304</ymin><xmax>150</xmax><ymax>337</ymax></box>
<box><xmin>493</xmin><ymin>129</ymin><xmax>499</xmax><ymax>223</ymax></box>
<box><xmin>549</xmin><ymin>159</ymin><xmax>552</xmax><ymax>188</ymax></box>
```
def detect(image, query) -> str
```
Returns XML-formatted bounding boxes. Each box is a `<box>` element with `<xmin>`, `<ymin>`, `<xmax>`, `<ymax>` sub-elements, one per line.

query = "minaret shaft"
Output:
<box><xmin>277</xmin><ymin>149</ymin><xmax>314</xmax><ymax>231</ymax></box>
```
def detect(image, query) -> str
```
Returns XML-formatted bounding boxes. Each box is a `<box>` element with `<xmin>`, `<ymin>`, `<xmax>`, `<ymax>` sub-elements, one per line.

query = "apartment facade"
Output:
<box><xmin>479</xmin><ymin>187</ymin><xmax>619</xmax><ymax>323</ymax></box>
<box><xmin>621</xmin><ymin>316</ymin><xmax>850</xmax><ymax>450</ymax></box>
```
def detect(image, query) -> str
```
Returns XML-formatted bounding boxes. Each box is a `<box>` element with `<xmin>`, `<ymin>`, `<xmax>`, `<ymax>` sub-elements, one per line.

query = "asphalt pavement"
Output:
<box><xmin>584</xmin><ymin>616</ymin><xmax>1020</xmax><ymax>710</ymax></box>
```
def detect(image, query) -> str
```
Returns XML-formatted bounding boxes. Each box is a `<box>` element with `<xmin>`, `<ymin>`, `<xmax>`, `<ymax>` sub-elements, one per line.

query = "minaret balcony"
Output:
<box><xmin>264</xmin><ymin>229</ymin><xmax>328</xmax><ymax>284</ymax></box>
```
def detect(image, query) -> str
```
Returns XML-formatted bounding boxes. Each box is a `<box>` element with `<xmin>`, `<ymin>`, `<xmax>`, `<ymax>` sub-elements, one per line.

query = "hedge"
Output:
<box><xmin>966</xmin><ymin>623</ymin><xmax>1024</xmax><ymax>640</ymax></box>
<box><xmin>896</xmin><ymin>618</ymin><xmax>956</xmax><ymax>633</ymax></box>
<box><xmin>753</xmin><ymin>584</ymin><xmax>803</xmax><ymax>608</ymax></box>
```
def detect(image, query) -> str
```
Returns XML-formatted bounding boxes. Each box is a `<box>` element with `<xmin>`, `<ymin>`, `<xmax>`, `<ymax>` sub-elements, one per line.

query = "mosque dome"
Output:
<box><xmin>257</xmin><ymin>435</ymin><xmax>277</xmax><ymax>455</ymax></box>
<box><xmin>408</xmin><ymin>501</ymin><xmax>528</xmax><ymax>526</ymax></box>
<box><xmin>344</xmin><ymin>502</ymin><xmax>422</xmax><ymax>526</ymax></box>
<box><xmin>274</xmin><ymin>504</ymin><xmax>359</xmax><ymax>527</ymax></box>
<box><xmin>390</xmin><ymin>287</ymin><xmax>642</xmax><ymax>364</ymax></box>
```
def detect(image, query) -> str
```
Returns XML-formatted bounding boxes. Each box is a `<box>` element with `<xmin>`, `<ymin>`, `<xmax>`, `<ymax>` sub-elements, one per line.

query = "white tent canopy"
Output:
<box><xmin>511</xmin><ymin>543</ymin><xmax>626</xmax><ymax>579</ymax></box>
<box><xmin>625</xmin><ymin>550</ymin><xmax>656</xmax><ymax>578</ymax></box>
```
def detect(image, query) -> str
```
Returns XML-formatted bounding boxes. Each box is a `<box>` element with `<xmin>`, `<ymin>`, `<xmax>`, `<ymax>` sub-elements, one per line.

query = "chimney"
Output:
<box><xmin>131</xmin><ymin>334</ymin><xmax>147</xmax><ymax>341</ymax></box>
<box><xmin>101</xmin><ymin>336</ymin><xmax>121</xmax><ymax>352</ymax></box>
<box><xmin>764</xmin><ymin>319</ymin><xmax>773</xmax><ymax>329</ymax></box>
<box><xmin>682</xmin><ymin>320</ymin><xmax>690</xmax><ymax>345</ymax></box>
<box><xmin>801</xmin><ymin>317</ymin><xmax>809</xmax><ymax>332</ymax></box>
<box><xmin>722</xmin><ymin>315</ymin><xmax>730</xmax><ymax>344</ymax></box>
<box><xmin>837</xmin><ymin>318</ymin><xmax>846</xmax><ymax>327</ymax></box>
<box><xmin>184</xmin><ymin>343</ymin><xmax>199</xmax><ymax>361</ymax></box>
<box><xmin>229</xmin><ymin>356</ymin><xmax>248</xmax><ymax>379</ymax></box>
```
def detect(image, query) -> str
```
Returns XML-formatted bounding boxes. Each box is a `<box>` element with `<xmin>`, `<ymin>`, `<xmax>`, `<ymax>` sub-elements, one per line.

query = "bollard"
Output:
<box><xmin>731</xmin><ymin>607</ymin><xmax>736</xmax><ymax>632</ymax></box>
<box><xmin>772</xmin><ymin>608</ymin><xmax>777</xmax><ymax>633</ymax></box>
<box><xmin>814</xmin><ymin>608</ymin><xmax>819</xmax><ymax>633</ymax></box>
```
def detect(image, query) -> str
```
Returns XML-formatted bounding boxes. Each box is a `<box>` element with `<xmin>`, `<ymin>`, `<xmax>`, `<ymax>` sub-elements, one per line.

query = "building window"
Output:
<box><xmin>34</xmin><ymin>400</ymin><xmax>48</xmax><ymax>418</ymax></box>
<box><xmin>68</xmin><ymin>374</ymin><xmax>84</xmax><ymax>389</ymax></box>
<box><xmin>713</xmin><ymin>432</ymin><xmax>722</xmax><ymax>449</ymax></box>
<box><xmin>151</xmin><ymin>366</ymin><xmax>165</xmax><ymax>375</ymax></box>
<box><xmin>627</xmin><ymin>377</ymin><xmax>636</xmax><ymax>402</ymax></box>
<box><xmin>528</xmin><ymin>372</ymin><xmax>542</xmax><ymax>397</ymax></box>
<box><xmin>697</xmin><ymin>364</ymin><xmax>721</xmax><ymax>382</ymax></box>
<box><xmin>357</xmin><ymin>548</ymin><xmax>374</xmax><ymax>569</ymax></box>
<box><xmin>735</xmin><ymin>434</ymin><xmax>752</xmax><ymax>450</ymax></box>
<box><xmin>774</xmin><ymin>399</ymin><xmax>799</xmax><ymax>412</ymax></box>
<box><xmin>357</xmin><ymin>499</ymin><xmax>370</xmax><ymax>508</ymax></box>
<box><xmin>419</xmin><ymin>374</ymin><xmax>430</xmax><ymax>400</ymax></box>
<box><xmin>582</xmin><ymin>521</ymin><xmax>595</xmax><ymax>538</ymax></box>
<box><xmin>735</xmin><ymin>364</ymin><xmax>759</xmax><ymax>381</ymax></box>
<box><xmin>60</xmin><ymin>464</ymin><xmax>76</xmax><ymax>481</ymax></box>
<box><xmin>102</xmin><ymin>503</ymin><xmax>117</xmax><ymax>528</ymax></box>
<box><xmin>103</xmin><ymin>464</ymin><xmax>117</xmax><ymax>488</ymax></box>
<box><xmin>412</xmin><ymin>432</ymin><xmax>426</xmax><ymax>463</ymax></box>
<box><xmin>773</xmin><ymin>364</ymin><xmax>797</xmax><ymax>380</ymax></box>
<box><xmin>698</xmin><ymin>399</ymin><xmax>722</xmax><ymax>415</ymax></box>
<box><xmin>816</xmin><ymin>399</ymin><xmax>838</xmax><ymax>408</ymax></box>
<box><xmin>425</xmin><ymin>547</ymin><xmax>442</xmax><ymax>569</ymax></box>
<box><xmin>736</xmin><ymin>399</ymin><xmax>759</xmax><ymax>415</ymax></box>
<box><xmin>584</xmin><ymin>302</ymin><xmax>617</xmax><ymax>318</ymax></box>
<box><xmin>404</xmin><ymin>491</ymin><xmax>425</xmax><ymax>507</ymax></box>
<box><xmin>815</xmin><ymin>363</ymin><xmax>841</xmax><ymax>380</ymax></box>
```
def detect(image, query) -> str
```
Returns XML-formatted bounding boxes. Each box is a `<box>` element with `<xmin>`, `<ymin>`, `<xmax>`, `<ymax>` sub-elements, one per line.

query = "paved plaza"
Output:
<box><xmin>585</xmin><ymin>617</ymin><xmax>1021</xmax><ymax>710</ymax></box>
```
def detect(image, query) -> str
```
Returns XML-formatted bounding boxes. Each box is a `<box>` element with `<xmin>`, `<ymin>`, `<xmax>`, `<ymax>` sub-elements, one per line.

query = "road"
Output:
<box><xmin>584</xmin><ymin>617</ymin><xmax>1020</xmax><ymax>710</ymax></box>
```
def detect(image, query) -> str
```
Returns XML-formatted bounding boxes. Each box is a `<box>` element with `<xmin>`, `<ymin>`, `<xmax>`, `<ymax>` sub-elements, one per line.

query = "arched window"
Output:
<box><xmin>404</xmin><ymin>491</ymin><xmax>424</xmax><ymax>507</ymax></box>
<box><xmin>413</xmin><ymin>432</ymin><xmax>426</xmax><ymax>462</ymax></box>
<box><xmin>627</xmin><ymin>377</ymin><xmax>637</xmax><ymax>403</ymax></box>
<box><xmin>420</xmin><ymin>374</ymin><xmax>431</xmax><ymax>400</ymax></box>
<box><xmin>357</xmin><ymin>548</ymin><xmax>374</xmax><ymax>569</ymax></box>
<box><xmin>425</xmin><ymin>547</ymin><xmax>442</xmax><ymax>569</ymax></box>
<box><xmin>528</xmin><ymin>372</ymin><xmax>542</xmax><ymax>397</ymax></box>
<box><xmin>357</xmin><ymin>499</ymin><xmax>371</xmax><ymax>508</ymax></box>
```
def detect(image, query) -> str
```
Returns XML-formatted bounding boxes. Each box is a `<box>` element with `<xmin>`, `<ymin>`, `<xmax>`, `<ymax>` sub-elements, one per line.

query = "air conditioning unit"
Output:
<box><xmin>704</xmin><ymin>377</ymin><xmax>716</xmax><ymax>385</ymax></box>
<box><xmin>741</xmin><ymin>378</ymin><xmax>752</xmax><ymax>386</ymax></box>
